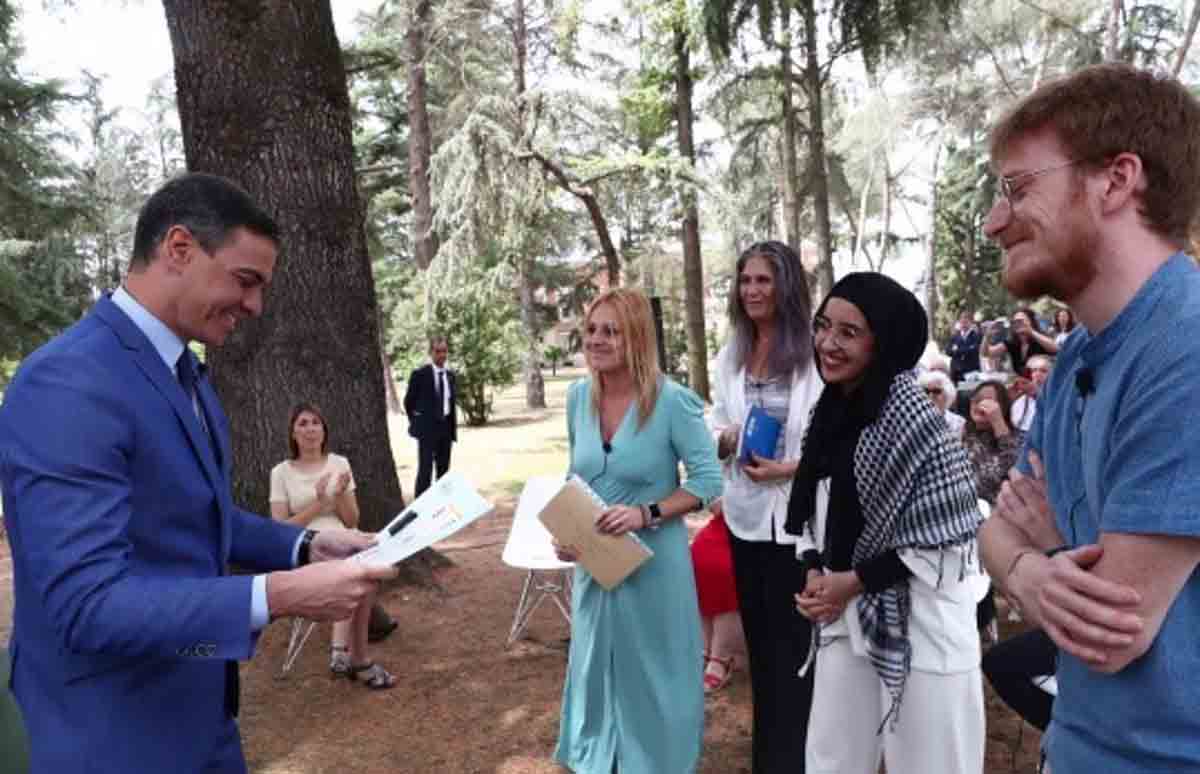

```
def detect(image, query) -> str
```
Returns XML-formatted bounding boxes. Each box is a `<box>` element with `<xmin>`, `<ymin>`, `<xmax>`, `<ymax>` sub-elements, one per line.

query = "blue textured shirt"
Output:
<box><xmin>1019</xmin><ymin>253</ymin><xmax>1200</xmax><ymax>771</ymax></box>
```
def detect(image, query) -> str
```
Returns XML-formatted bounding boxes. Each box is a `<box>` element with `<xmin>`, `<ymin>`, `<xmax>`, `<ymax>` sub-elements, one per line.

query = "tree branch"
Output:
<box><xmin>1175</xmin><ymin>0</ymin><xmax>1200</xmax><ymax>76</ymax></box>
<box><xmin>970</xmin><ymin>32</ymin><xmax>1021</xmax><ymax>98</ymax></box>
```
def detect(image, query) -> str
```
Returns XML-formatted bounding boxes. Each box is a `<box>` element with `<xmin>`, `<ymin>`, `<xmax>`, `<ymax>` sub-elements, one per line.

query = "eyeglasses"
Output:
<box><xmin>998</xmin><ymin>159</ymin><xmax>1084</xmax><ymax>204</ymax></box>
<box><xmin>813</xmin><ymin>315</ymin><xmax>865</xmax><ymax>349</ymax></box>
<box><xmin>924</xmin><ymin>388</ymin><xmax>942</xmax><ymax>397</ymax></box>
<box><xmin>585</xmin><ymin>322</ymin><xmax>621</xmax><ymax>340</ymax></box>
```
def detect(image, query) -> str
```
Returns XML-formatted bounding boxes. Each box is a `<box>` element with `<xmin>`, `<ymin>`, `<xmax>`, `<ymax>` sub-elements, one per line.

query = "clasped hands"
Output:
<box><xmin>996</xmin><ymin>450</ymin><xmax>1143</xmax><ymax>667</ymax></box>
<box><xmin>794</xmin><ymin>568</ymin><xmax>862</xmax><ymax>625</ymax></box>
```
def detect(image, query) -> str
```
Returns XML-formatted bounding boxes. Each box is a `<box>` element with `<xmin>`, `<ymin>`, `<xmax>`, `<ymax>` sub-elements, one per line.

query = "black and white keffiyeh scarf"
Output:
<box><xmin>786</xmin><ymin>272</ymin><xmax>982</xmax><ymax>729</ymax></box>
<box><xmin>847</xmin><ymin>375</ymin><xmax>980</xmax><ymax>726</ymax></box>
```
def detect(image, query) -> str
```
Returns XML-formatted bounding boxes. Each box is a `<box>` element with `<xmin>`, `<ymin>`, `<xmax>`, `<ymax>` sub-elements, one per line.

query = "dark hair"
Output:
<box><xmin>131</xmin><ymin>173</ymin><xmax>280</xmax><ymax>269</ymax></box>
<box><xmin>1012</xmin><ymin>307</ymin><xmax>1040</xmax><ymax>332</ymax></box>
<box><xmin>1053</xmin><ymin>308</ymin><xmax>1075</xmax><ymax>334</ymax></box>
<box><xmin>967</xmin><ymin>380</ymin><xmax>1015</xmax><ymax>435</ymax></box>
<box><xmin>287</xmin><ymin>402</ymin><xmax>329</xmax><ymax>460</ymax></box>
<box><xmin>726</xmin><ymin>240</ymin><xmax>812</xmax><ymax>377</ymax></box>
<box><xmin>990</xmin><ymin>63</ymin><xmax>1200</xmax><ymax>247</ymax></box>
<box><xmin>428</xmin><ymin>335</ymin><xmax>449</xmax><ymax>350</ymax></box>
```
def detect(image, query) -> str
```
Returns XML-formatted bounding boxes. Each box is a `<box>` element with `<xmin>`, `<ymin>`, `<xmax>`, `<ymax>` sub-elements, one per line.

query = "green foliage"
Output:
<box><xmin>931</xmin><ymin>144</ymin><xmax>1008</xmax><ymax>339</ymax></box>
<box><xmin>543</xmin><ymin>344</ymin><xmax>567</xmax><ymax>375</ymax></box>
<box><xmin>0</xmin><ymin>237</ymin><xmax>91</xmax><ymax>368</ymax></box>
<box><xmin>390</xmin><ymin>264</ymin><xmax>523</xmax><ymax>426</ymax></box>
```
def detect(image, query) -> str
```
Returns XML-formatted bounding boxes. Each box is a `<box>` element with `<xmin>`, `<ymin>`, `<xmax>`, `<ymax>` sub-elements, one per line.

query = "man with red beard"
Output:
<box><xmin>979</xmin><ymin>64</ymin><xmax>1200</xmax><ymax>773</ymax></box>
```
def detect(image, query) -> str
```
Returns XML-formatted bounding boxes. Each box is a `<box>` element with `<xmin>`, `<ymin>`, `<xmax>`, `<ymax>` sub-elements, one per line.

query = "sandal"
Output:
<box><xmin>330</xmin><ymin>645</ymin><xmax>351</xmax><ymax>677</ymax></box>
<box><xmin>349</xmin><ymin>662</ymin><xmax>397</xmax><ymax>690</ymax></box>
<box><xmin>703</xmin><ymin>654</ymin><xmax>735</xmax><ymax>694</ymax></box>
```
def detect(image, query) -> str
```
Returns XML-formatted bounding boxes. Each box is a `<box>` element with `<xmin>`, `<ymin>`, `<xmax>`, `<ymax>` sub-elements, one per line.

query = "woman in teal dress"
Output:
<box><xmin>553</xmin><ymin>288</ymin><xmax>723</xmax><ymax>774</ymax></box>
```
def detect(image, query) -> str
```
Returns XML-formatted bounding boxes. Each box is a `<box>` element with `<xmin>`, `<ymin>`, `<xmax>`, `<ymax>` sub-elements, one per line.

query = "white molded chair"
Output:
<box><xmin>502</xmin><ymin>477</ymin><xmax>574</xmax><ymax>646</ymax></box>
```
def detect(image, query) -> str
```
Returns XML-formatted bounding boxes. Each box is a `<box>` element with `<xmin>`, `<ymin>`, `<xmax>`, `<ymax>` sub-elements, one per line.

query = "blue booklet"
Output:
<box><xmin>739</xmin><ymin>405</ymin><xmax>782</xmax><ymax>464</ymax></box>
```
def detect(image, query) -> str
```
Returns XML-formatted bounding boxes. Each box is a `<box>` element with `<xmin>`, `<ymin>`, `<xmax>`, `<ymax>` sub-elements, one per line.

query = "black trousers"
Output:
<box><xmin>414</xmin><ymin>433</ymin><xmax>452</xmax><ymax>498</ymax></box>
<box><xmin>729</xmin><ymin>534</ymin><xmax>815</xmax><ymax>774</ymax></box>
<box><xmin>982</xmin><ymin>628</ymin><xmax>1057</xmax><ymax>731</ymax></box>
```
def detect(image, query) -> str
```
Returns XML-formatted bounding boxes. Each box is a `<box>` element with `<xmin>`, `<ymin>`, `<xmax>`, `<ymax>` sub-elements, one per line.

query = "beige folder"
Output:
<box><xmin>535</xmin><ymin>476</ymin><xmax>653</xmax><ymax>590</ymax></box>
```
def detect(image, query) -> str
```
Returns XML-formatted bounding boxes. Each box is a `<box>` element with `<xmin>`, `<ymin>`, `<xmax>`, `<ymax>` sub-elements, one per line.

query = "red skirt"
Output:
<box><xmin>691</xmin><ymin>513</ymin><xmax>740</xmax><ymax>617</ymax></box>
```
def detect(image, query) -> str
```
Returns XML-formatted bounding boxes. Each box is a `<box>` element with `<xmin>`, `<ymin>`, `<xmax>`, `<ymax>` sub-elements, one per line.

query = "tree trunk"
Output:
<box><xmin>779</xmin><ymin>6</ymin><xmax>801</xmax><ymax>253</ymax></box>
<box><xmin>925</xmin><ymin>134</ymin><xmax>944</xmax><ymax>326</ymax></box>
<box><xmin>674</xmin><ymin>26</ymin><xmax>710</xmax><ymax>401</ymax></box>
<box><xmin>800</xmin><ymin>0</ymin><xmax>835</xmax><ymax>299</ymax></box>
<box><xmin>1106</xmin><ymin>0</ymin><xmax>1122</xmax><ymax>61</ymax></box>
<box><xmin>1174</xmin><ymin>0</ymin><xmax>1200</xmax><ymax>76</ymax></box>
<box><xmin>876</xmin><ymin>151</ymin><xmax>893</xmax><ymax>270</ymax></box>
<box><xmin>1032</xmin><ymin>14</ymin><xmax>1054</xmax><ymax>89</ymax></box>
<box><xmin>382</xmin><ymin>345</ymin><xmax>401</xmax><ymax>414</ymax></box>
<box><xmin>161</xmin><ymin>2</ymin><xmax>414</xmax><ymax>558</ymax></box>
<box><xmin>853</xmin><ymin>151</ymin><xmax>875</xmax><ymax>267</ymax></box>
<box><xmin>510</xmin><ymin>0</ymin><xmax>545</xmax><ymax>409</ymax></box>
<box><xmin>407</xmin><ymin>0</ymin><xmax>439</xmax><ymax>269</ymax></box>
<box><xmin>519</xmin><ymin>253</ymin><xmax>546</xmax><ymax>408</ymax></box>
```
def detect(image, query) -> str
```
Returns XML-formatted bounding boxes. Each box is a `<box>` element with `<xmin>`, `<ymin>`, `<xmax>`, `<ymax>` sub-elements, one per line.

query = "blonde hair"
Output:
<box><xmin>584</xmin><ymin>288</ymin><xmax>661</xmax><ymax>427</ymax></box>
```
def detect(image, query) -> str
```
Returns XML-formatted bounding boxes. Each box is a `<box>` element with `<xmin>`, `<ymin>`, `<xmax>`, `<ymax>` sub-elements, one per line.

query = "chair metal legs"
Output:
<box><xmin>278</xmin><ymin>618</ymin><xmax>318</xmax><ymax>677</ymax></box>
<box><xmin>506</xmin><ymin>568</ymin><xmax>571</xmax><ymax>647</ymax></box>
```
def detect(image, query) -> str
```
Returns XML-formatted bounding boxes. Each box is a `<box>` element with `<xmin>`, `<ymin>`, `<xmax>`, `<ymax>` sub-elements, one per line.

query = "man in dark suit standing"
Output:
<box><xmin>404</xmin><ymin>336</ymin><xmax>457</xmax><ymax>497</ymax></box>
<box><xmin>0</xmin><ymin>173</ymin><xmax>396</xmax><ymax>773</ymax></box>
<box><xmin>947</xmin><ymin>309</ymin><xmax>982</xmax><ymax>383</ymax></box>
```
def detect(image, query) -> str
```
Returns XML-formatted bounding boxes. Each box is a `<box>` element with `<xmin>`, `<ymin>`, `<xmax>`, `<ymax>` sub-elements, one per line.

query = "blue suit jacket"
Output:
<box><xmin>0</xmin><ymin>296</ymin><xmax>302</xmax><ymax>772</ymax></box>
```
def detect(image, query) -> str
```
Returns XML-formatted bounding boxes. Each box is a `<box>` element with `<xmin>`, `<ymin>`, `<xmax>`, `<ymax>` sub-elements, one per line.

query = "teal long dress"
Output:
<box><xmin>553</xmin><ymin>378</ymin><xmax>723</xmax><ymax>774</ymax></box>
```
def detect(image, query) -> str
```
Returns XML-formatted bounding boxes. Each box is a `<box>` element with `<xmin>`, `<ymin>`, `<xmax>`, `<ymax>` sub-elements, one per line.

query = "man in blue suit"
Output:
<box><xmin>0</xmin><ymin>173</ymin><xmax>397</xmax><ymax>773</ymax></box>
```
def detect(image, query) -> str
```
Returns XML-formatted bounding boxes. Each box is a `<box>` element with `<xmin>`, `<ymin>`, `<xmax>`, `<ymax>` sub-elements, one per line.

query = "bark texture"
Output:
<box><xmin>801</xmin><ymin>0</ymin><xmax>836</xmax><ymax>300</ymax></box>
<box><xmin>675</xmin><ymin>26</ymin><xmax>711</xmax><ymax>402</ymax></box>
<box><xmin>408</xmin><ymin>0</ymin><xmax>439</xmax><ymax>270</ymax></box>
<box><xmin>161</xmin><ymin>1</ymin><xmax>410</xmax><ymax>542</ymax></box>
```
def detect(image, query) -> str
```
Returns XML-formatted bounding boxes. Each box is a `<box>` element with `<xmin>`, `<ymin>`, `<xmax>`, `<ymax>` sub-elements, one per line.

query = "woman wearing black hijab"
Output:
<box><xmin>787</xmin><ymin>273</ymin><xmax>986</xmax><ymax>774</ymax></box>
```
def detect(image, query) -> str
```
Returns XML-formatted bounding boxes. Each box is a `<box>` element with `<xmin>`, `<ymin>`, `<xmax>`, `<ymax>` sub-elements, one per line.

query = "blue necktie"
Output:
<box><xmin>178</xmin><ymin>351</ymin><xmax>238</xmax><ymax>715</ymax></box>
<box><xmin>177</xmin><ymin>352</ymin><xmax>201</xmax><ymax>416</ymax></box>
<box><xmin>177</xmin><ymin>352</ymin><xmax>219</xmax><ymax>463</ymax></box>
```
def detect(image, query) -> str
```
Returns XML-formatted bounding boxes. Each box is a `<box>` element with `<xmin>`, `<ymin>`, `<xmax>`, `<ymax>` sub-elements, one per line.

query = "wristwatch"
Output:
<box><xmin>297</xmin><ymin>529</ymin><xmax>318</xmax><ymax>566</ymax></box>
<box><xmin>644</xmin><ymin>502</ymin><xmax>663</xmax><ymax>530</ymax></box>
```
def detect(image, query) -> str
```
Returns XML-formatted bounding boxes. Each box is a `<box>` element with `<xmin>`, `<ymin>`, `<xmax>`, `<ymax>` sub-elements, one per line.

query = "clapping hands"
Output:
<box><xmin>315</xmin><ymin>471</ymin><xmax>352</xmax><ymax>504</ymax></box>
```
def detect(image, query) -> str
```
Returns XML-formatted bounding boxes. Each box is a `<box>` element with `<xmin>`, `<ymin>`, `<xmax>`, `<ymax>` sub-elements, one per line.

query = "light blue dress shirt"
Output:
<box><xmin>111</xmin><ymin>287</ymin><xmax>290</xmax><ymax>632</ymax></box>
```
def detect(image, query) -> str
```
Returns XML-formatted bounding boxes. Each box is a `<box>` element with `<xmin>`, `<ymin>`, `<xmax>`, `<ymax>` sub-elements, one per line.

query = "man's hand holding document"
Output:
<box><xmin>354</xmin><ymin>471</ymin><xmax>492</xmax><ymax>567</ymax></box>
<box><xmin>532</xmin><ymin>475</ymin><xmax>653</xmax><ymax>590</ymax></box>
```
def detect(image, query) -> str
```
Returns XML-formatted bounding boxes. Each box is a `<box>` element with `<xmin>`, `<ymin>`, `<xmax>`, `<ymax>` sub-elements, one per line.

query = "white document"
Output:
<box><xmin>353</xmin><ymin>471</ymin><xmax>493</xmax><ymax>567</ymax></box>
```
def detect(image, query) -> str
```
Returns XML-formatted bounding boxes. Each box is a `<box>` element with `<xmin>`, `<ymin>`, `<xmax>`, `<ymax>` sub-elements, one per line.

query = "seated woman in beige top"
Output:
<box><xmin>269</xmin><ymin>402</ymin><xmax>395</xmax><ymax>689</ymax></box>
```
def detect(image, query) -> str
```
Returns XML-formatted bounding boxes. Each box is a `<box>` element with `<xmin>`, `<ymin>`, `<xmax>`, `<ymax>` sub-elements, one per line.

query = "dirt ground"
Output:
<box><xmin>224</xmin><ymin>505</ymin><xmax>1043</xmax><ymax>774</ymax></box>
<box><xmin>0</xmin><ymin>369</ymin><xmax>1044</xmax><ymax>773</ymax></box>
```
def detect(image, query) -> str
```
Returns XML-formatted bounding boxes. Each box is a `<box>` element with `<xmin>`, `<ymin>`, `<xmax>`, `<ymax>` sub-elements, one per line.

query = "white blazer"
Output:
<box><xmin>709</xmin><ymin>342</ymin><xmax>824</xmax><ymax>552</ymax></box>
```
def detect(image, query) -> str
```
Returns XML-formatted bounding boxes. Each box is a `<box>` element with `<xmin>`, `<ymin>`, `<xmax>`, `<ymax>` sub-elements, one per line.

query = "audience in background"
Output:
<box><xmin>918</xmin><ymin>370</ymin><xmax>965</xmax><ymax>436</ymax></box>
<box><xmin>947</xmin><ymin>309</ymin><xmax>982</xmax><ymax>383</ymax></box>
<box><xmin>1051</xmin><ymin>308</ymin><xmax>1077</xmax><ymax>348</ymax></box>
<box><xmin>1010</xmin><ymin>354</ymin><xmax>1053</xmax><ymax>433</ymax></box>
<box><xmin>984</xmin><ymin>307</ymin><xmax>1057</xmax><ymax>376</ymax></box>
